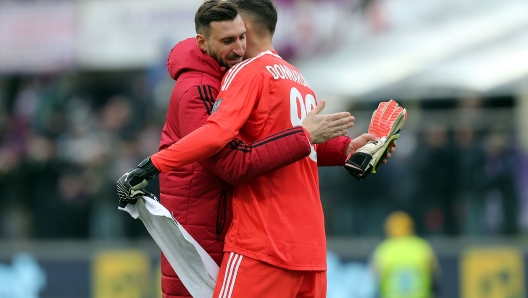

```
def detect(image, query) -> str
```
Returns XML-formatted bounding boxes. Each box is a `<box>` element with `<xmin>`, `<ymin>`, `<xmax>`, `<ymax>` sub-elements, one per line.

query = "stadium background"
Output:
<box><xmin>1</xmin><ymin>0</ymin><xmax>527</xmax><ymax>297</ymax></box>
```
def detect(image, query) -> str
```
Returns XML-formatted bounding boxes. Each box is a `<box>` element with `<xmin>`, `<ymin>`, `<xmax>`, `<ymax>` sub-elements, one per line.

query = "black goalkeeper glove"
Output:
<box><xmin>117</xmin><ymin>157</ymin><xmax>160</xmax><ymax>208</ymax></box>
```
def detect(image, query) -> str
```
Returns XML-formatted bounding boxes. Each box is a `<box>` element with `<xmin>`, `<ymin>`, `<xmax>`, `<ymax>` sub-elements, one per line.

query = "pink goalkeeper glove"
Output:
<box><xmin>344</xmin><ymin>99</ymin><xmax>407</xmax><ymax>180</ymax></box>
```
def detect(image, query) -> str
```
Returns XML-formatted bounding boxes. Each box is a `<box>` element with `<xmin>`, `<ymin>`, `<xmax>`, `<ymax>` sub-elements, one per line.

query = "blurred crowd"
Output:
<box><xmin>0</xmin><ymin>72</ymin><xmax>166</xmax><ymax>240</ymax></box>
<box><xmin>0</xmin><ymin>73</ymin><xmax>523</xmax><ymax>240</ymax></box>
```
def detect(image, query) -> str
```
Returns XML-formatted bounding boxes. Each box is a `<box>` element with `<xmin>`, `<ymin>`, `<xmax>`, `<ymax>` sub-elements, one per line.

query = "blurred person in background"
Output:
<box><xmin>371</xmin><ymin>211</ymin><xmax>441</xmax><ymax>298</ymax></box>
<box><xmin>481</xmin><ymin>130</ymin><xmax>519</xmax><ymax>235</ymax></box>
<box><xmin>453</xmin><ymin>125</ymin><xmax>486</xmax><ymax>236</ymax></box>
<box><xmin>453</xmin><ymin>97</ymin><xmax>486</xmax><ymax>236</ymax></box>
<box><xmin>155</xmin><ymin>1</ymin><xmax>359</xmax><ymax>297</ymax></box>
<box><xmin>412</xmin><ymin>123</ymin><xmax>457</xmax><ymax>235</ymax></box>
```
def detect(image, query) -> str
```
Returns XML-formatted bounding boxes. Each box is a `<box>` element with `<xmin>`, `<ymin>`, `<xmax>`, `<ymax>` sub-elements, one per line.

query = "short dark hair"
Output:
<box><xmin>195</xmin><ymin>0</ymin><xmax>239</xmax><ymax>37</ymax></box>
<box><xmin>229</xmin><ymin>0</ymin><xmax>277</xmax><ymax>36</ymax></box>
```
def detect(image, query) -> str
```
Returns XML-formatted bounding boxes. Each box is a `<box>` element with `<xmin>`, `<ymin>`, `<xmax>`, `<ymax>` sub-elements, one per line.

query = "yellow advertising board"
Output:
<box><xmin>461</xmin><ymin>247</ymin><xmax>525</xmax><ymax>298</ymax></box>
<box><xmin>92</xmin><ymin>250</ymin><xmax>151</xmax><ymax>298</ymax></box>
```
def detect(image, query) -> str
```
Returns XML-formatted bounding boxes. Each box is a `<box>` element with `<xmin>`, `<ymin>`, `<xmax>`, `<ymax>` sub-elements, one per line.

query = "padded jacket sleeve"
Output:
<box><xmin>178</xmin><ymin>84</ymin><xmax>311</xmax><ymax>184</ymax></box>
<box><xmin>178</xmin><ymin>84</ymin><xmax>217</xmax><ymax>138</ymax></box>
<box><xmin>316</xmin><ymin>136</ymin><xmax>352</xmax><ymax>167</ymax></box>
<box><xmin>202</xmin><ymin>126</ymin><xmax>312</xmax><ymax>185</ymax></box>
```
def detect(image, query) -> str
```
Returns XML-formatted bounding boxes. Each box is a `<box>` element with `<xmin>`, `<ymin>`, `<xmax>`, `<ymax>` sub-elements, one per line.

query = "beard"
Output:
<box><xmin>207</xmin><ymin>45</ymin><xmax>242</xmax><ymax>70</ymax></box>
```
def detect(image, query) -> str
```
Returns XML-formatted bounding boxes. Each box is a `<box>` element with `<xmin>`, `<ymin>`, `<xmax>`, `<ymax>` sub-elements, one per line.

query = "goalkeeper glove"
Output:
<box><xmin>117</xmin><ymin>157</ymin><xmax>160</xmax><ymax>207</ymax></box>
<box><xmin>344</xmin><ymin>99</ymin><xmax>407</xmax><ymax>180</ymax></box>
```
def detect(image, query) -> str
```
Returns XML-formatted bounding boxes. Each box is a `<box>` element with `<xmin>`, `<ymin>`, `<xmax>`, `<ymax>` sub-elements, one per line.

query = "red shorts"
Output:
<box><xmin>213</xmin><ymin>252</ymin><xmax>326</xmax><ymax>298</ymax></box>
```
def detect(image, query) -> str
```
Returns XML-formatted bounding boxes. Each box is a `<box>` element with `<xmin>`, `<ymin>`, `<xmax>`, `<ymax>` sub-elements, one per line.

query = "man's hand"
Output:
<box><xmin>382</xmin><ymin>140</ymin><xmax>397</xmax><ymax>164</ymax></box>
<box><xmin>346</xmin><ymin>133</ymin><xmax>379</xmax><ymax>156</ymax></box>
<box><xmin>346</xmin><ymin>135</ymin><xmax>397</xmax><ymax>164</ymax></box>
<box><xmin>302</xmin><ymin>100</ymin><xmax>355</xmax><ymax>144</ymax></box>
<box><xmin>117</xmin><ymin>157</ymin><xmax>160</xmax><ymax>207</ymax></box>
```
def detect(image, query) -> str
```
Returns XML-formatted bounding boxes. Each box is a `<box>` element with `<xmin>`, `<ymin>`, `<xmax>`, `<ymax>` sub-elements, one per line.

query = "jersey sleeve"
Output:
<box><xmin>316</xmin><ymin>136</ymin><xmax>351</xmax><ymax>167</ymax></box>
<box><xmin>151</xmin><ymin>69</ymin><xmax>264</xmax><ymax>173</ymax></box>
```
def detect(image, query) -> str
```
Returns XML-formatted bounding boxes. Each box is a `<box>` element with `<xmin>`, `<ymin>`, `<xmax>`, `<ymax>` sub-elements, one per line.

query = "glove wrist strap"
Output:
<box><xmin>138</xmin><ymin>157</ymin><xmax>160</xmax><ymax>179</ymax></box>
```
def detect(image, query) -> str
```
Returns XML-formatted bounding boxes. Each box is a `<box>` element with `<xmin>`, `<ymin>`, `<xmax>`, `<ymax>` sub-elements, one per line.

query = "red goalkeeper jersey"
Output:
<box><xmin>151</xmin><ymin>51</ymin><xmax>326</xmax><ymax>271</ymax></box>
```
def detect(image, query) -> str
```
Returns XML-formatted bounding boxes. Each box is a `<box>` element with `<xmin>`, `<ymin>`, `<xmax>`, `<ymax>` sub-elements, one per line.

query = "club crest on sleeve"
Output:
<box><xmin>212</xmin><ymin>98</ymin><xmax>222</xmax><ymax>114</ymax></box>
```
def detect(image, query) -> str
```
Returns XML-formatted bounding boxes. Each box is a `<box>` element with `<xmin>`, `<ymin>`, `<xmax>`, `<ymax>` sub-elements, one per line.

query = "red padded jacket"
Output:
<box><xmin>159</xmin><ymin>38</ymin><xmax>320</xmax><ymax>298</ymax></box>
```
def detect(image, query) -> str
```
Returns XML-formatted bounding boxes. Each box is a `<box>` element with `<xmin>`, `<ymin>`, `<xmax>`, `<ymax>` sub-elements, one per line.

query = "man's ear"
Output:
<box><xmin>196</xmin><ymin>34</ymin><xmax>207</xmax><ymax>52</ymax></box>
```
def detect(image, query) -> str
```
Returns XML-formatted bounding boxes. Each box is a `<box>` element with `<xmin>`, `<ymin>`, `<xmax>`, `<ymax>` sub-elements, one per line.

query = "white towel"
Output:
<box><xmin>119</xmin><ymin>195</ymin><xmax>219</xmax><ymax>298</ymax></box>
